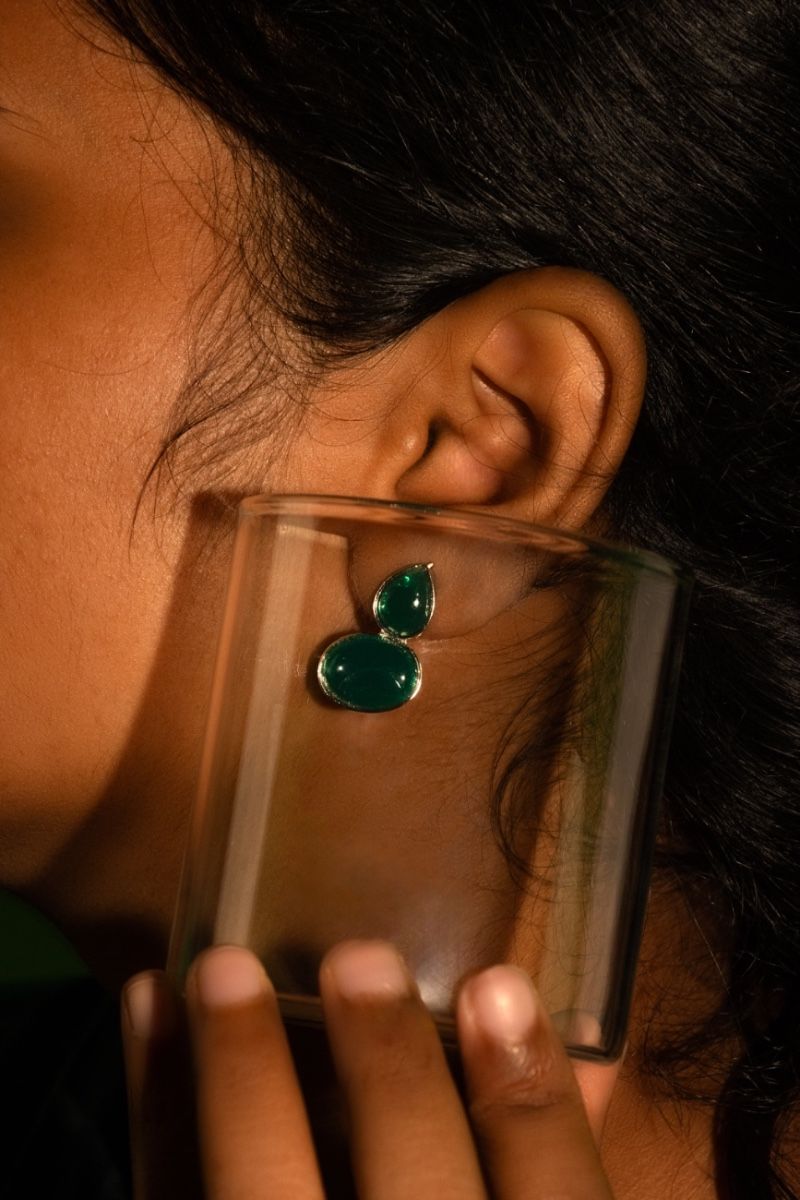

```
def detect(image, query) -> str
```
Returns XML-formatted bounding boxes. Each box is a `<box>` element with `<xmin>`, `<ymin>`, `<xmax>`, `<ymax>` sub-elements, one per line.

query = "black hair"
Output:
<box><xmin>84</xmin><ymin>1</ymin><xmax>800</xmax><ymax>1195</ymax></box>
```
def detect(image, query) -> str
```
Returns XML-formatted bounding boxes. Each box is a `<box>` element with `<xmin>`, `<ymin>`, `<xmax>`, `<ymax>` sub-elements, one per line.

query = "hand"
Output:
<box><xmin>122</xmin><ymin>942</ymin><xmax>620</xmax><ymax>1199</ymax></box>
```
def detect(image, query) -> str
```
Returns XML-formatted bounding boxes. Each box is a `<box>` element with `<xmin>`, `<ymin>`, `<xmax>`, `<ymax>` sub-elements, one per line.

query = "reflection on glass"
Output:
<box><xmin>169</xmin><ymin>494</ymin><xmax>691</xmax><ymax>1061</ymax></box>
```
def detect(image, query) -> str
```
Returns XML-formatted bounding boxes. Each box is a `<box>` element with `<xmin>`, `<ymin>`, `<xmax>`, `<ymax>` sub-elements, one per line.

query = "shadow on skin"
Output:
<box><xmin>19</xmin><ymin>486</ymin><xmax>473</xmax><ymax>1193</ymax></box>
<box><xmin>18</xmin><ymin>490</ymin><xmax>243</xmax><ymax>985</ymax></box>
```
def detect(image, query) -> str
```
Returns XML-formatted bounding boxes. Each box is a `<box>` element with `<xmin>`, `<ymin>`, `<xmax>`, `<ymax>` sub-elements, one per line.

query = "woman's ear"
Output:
<box><xmin>389</xmin><ymin>267</ymin><xmax>646</xmax><ymax>530</ymax></box>
<box><xmin>290</xmin><ymin>266</ymin><xmax>646</xmax><ymax>533</ymax></box>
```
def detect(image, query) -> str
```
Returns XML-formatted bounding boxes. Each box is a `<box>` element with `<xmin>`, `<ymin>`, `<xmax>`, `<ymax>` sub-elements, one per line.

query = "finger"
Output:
<box><xmin>572</xmin><ymin>1049</ymin><xmax>624</xmax><ymax>1145</ymax></box>
<box><xmin>320</xmin><ymin>940</ymin><xmax>487</xmax><ymax>1200</ymax></box>
<box><xmin>457</xmin><ymin>966</ymin><xmax>616</xmax><ymax>1200</ymax></box>
<box><xmin>186</xmin><ymin>945</ymin><xmax>324</xmax><ymax>1200</ymax></box>
<box><xmin>122</xmin><ymin>970</ymin><xmax>202</xmax><ymax>1200</ymax></box>
<box><xmin>551</xmin><ymin>1012</ymin><xmax>625</xmax><ymax>1143</ymax></box>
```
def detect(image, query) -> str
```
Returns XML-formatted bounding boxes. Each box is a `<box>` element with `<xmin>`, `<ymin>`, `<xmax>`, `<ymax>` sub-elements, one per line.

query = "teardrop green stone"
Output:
<box><xmin>318</xmin><ymin>633</ymin><xmax>421</xmax><ymax>712</ymax></box>
<box><xmin>373</xmin><ymin>563</ymin><xmax>434</xmax><ymax>640</ymax></box>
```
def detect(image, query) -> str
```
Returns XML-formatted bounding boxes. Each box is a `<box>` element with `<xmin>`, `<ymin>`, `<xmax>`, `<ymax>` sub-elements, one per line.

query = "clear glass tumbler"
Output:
<box><xmin>169</xmin><ymin>494</ymin><xmax>691</xmax><ymax>1060</ymax></box>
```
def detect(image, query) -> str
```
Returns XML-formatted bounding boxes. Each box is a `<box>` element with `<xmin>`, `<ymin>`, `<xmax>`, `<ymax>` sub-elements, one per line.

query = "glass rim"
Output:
<box><xmin>238</xmin><ymin>492</ymin><xmax>693</xmax><ymax>585</ymax></box>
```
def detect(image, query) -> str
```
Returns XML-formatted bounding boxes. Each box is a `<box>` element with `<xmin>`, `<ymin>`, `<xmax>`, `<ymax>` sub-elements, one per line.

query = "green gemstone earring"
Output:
<box><xmin>317</xmin><ymin>563</ymin><xmax>435</xmax><ymax>712</ymax></box>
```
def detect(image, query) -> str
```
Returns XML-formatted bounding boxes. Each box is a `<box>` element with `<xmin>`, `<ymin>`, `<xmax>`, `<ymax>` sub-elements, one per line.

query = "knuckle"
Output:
<box><xmin>201</xmin><ymin>1046</ymin><xmax>266</xmax><ymax>1104</ymax></box>
<box><xmin>468</xmin><ymin>1051</ymin><xmax>575</xmax><ymax>1127</ymax></box>
<box><xmin>350</xmin><ymin>1024</ymin><xmax>442</xmax><ymax>1092</ymax></box>
<box><xmin>469</xmin><ymin>1083</ymin><xmax>566</xmax><ymax>1128</ymax></box>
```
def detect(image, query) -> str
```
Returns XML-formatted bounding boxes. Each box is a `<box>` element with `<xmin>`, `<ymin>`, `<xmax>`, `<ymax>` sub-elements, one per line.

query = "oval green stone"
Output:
<box><xmin>318</xmin><ymin>633</ymin><xmax>421</xmax><ymax>712</ymax></box>
<box><xmin>374</xmin><ymin>564</ymin><xmax>434</xmax><ymax>639</ymax></box>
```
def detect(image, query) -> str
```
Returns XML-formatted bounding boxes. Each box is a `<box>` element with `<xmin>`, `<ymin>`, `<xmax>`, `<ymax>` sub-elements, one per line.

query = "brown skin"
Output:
<box><xmin>124</xmin><ymin>944</ymin><xmax>620</xmax><ymax>1200</ymax></box>
<box><xmin>2</xmin><ymin>2</ymin><xmax>721</xmax><ymax>1196</ymax></box>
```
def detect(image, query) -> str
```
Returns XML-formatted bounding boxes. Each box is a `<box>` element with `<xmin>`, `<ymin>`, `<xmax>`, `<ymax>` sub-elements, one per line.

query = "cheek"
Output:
<box><xmin>0</xmin><ymin>394</ymin><xmax>176</xmax><ymax>835</ymax></box>
<box><xmin>0</xmin><ymin>247</ymin><xmax>208</xmax><ymax>864</ymax></box>
<box><xmin>0</xmin><ymin>398</ymin><xmax>235</xmax><ymax>891</ymax></box>
<box><xmin>0</xmin><ymin>82</ymin><xmax>232</xmax><ymax>861</ymax></box>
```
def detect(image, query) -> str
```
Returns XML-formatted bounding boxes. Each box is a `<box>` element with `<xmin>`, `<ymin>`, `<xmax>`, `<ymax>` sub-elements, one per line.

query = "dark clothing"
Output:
<box><xmin>1</xmin><ymin>978</ymin><xmax>131</xmax><ymax>1199</ymax></box>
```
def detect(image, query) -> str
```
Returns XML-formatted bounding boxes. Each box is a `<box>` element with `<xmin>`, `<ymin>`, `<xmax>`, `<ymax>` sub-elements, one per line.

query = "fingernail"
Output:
<box><xmin>192</xmin><ymin>945</ymin><xmax>269</xmax><ymax>1008</ymax></box>
<box><xmin>462</xmin><ymin>965</ymin><xmax>539</xmax><ymax>1047</ymax></box>
<box><xmin>123</xmin><ymin>972</ymin><xmax>174</xmax><ymax>1039</ymax></box>
<box><xmin>324</xmin><ymin>940</ymin><xmax>412</xmax><ymax>1001</ymax></box>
